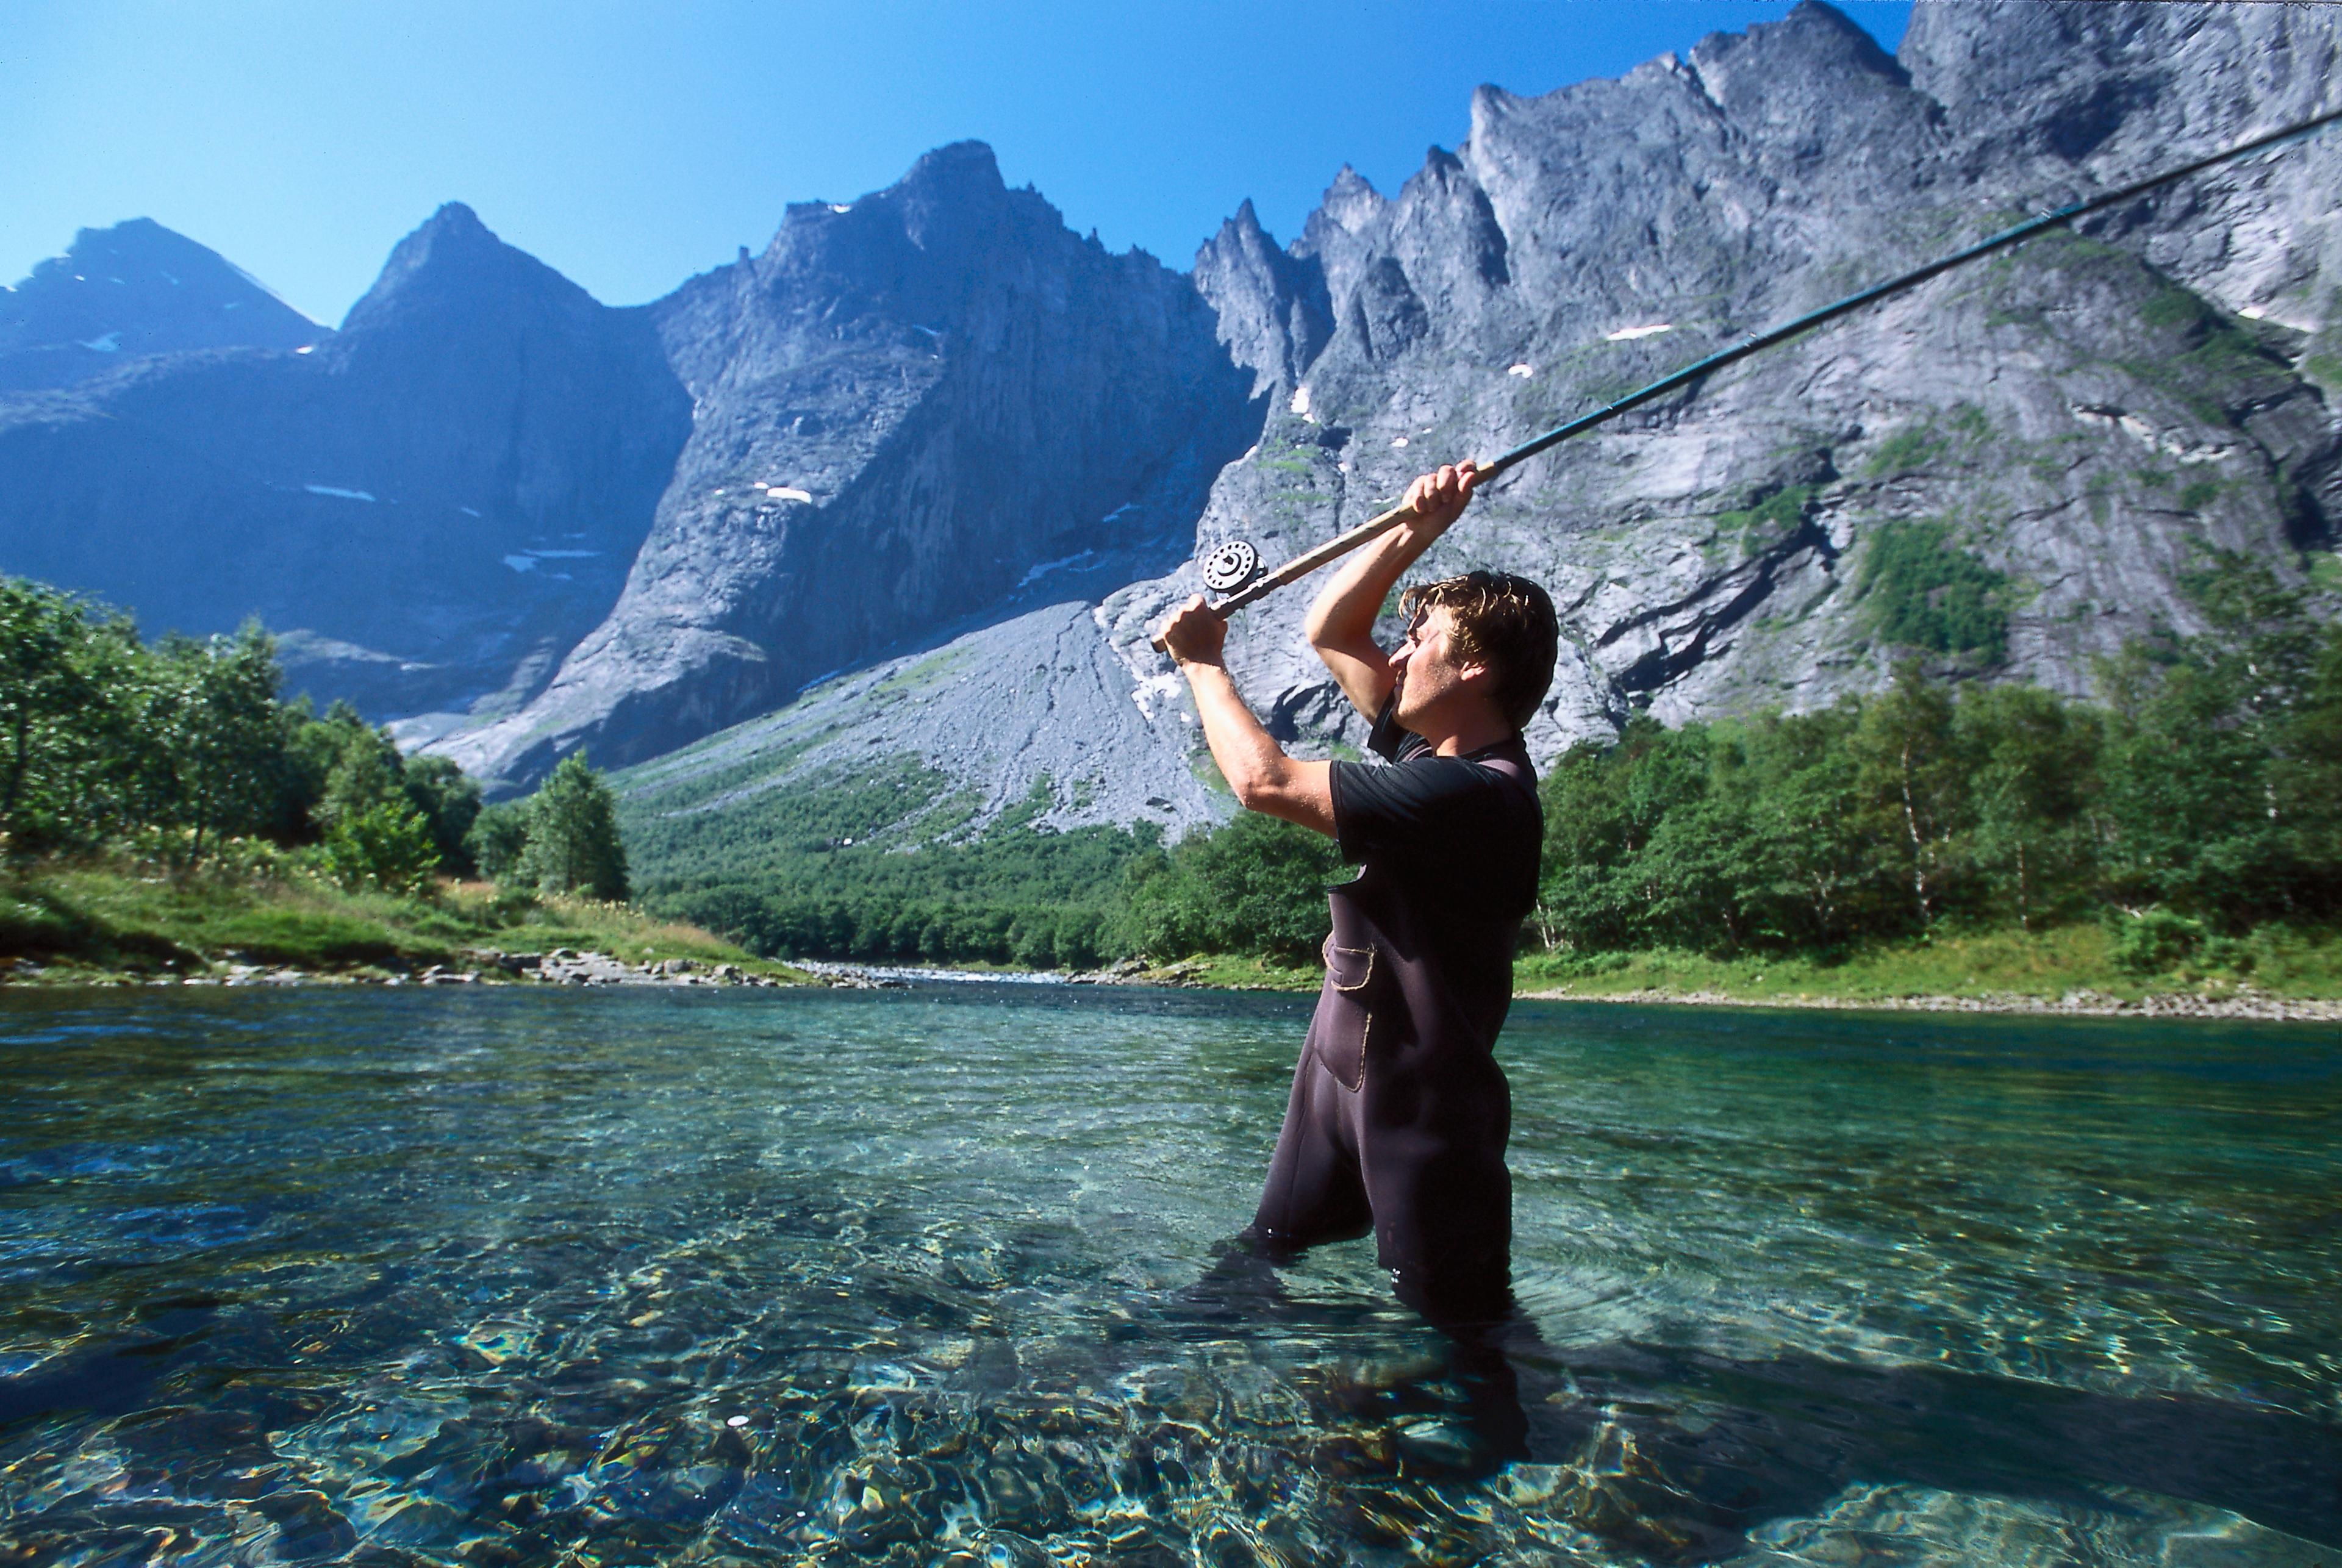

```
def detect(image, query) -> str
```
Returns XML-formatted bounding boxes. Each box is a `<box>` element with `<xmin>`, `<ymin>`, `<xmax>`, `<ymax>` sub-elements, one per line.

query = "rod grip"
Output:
<box><xmin>1148</xmin><ymin>595</ymin><xmax>1229</xmax><ymax>655</ymax></box>
<box><xmin>1149</xmin><ymin>627</ymin><xmax>1199</xmax><ymax>655</ymax></box>
<box><xmin>1148</xmin><ymin>490</ymin><xmax>1442</xmax><ymax>653</ymax></box>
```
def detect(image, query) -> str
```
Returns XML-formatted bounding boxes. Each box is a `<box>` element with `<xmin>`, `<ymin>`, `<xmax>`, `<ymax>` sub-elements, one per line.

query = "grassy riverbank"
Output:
<box><xmin>0</xmin><ymin>856</ymin><xmax>801</xmax><ymax>984</ymax></box>
<box><xmin>10</xmin><ymin>856</ymin><xmax>2337</xmax><ymax>1014</ymax></box>
<box><xmin>1513</xmin><ymin>923</ymin><xmax>2342</xmax><ymax>1007</ymax></box>
<box><xmin>1111</xmin><ymin>922</ymin><xmax>2342</xmax><ymax>1012</ymax></box>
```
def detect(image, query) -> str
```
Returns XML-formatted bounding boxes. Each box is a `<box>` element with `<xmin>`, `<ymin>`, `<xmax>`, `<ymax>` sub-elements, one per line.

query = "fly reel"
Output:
<box><xmin>1199</xmin><ymin>539</ymin><xmax>1262</xmax><ymax>595</ymax></box>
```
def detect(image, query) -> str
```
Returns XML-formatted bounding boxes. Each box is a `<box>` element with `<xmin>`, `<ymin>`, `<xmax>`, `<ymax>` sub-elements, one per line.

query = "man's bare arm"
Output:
<box><xmin>1302</xmin><ymin>462</ymin><xmax>1478</xmax><ymax>719</ymax></box>
<box><xmin>1157</xmin><ymin>596</ymin><xmax>1334</xmax><ymax>837</ymax></box>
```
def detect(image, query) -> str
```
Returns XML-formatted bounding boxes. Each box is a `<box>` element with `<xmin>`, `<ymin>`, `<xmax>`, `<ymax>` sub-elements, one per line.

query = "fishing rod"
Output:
<box><xmin>1161</xmin><ymin>103</ymin><xmax>2342</xmax><ymax>645</ymax></box>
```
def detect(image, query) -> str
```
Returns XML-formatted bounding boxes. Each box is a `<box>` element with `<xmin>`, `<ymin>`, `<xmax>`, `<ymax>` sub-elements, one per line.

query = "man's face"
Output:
<box><xmin>1391</xmin><ymin>605</ymin><xmax>1481</xmax><ymax>730</ymax></box>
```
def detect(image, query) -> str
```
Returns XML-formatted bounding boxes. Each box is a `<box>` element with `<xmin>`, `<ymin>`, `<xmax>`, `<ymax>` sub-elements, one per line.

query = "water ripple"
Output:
<box><xmin>1</xmin><ymin>986</ymin><xmax>2337</xmax><ymax>1564</ymax></box>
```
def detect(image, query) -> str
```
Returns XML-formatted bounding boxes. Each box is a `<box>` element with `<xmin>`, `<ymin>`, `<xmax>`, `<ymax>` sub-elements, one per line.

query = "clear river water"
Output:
<box><xmin>2</xmin><ymin>985</ymin><xmax>2338</xmax><ymax>1566</ymax></box>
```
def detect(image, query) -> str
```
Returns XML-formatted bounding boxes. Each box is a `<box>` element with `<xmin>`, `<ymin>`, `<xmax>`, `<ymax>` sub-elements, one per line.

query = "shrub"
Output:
<box><xmin>1860</xmin><ymin>520</ymin><xmax>2010</xmax><ymax>665</ymax></box>
<box><xmin>2108</xmin><ymin>909</ymin><xmax>2206</xmax><ymax>973</ymax></box>
<box><xmin>320</xmin><ymin>800</ymin><xmax>442</xmax><ymax>895</ymax></box>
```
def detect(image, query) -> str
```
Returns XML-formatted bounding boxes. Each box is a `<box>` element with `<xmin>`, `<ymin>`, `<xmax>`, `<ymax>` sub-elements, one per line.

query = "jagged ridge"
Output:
<box><xmin>434</xmin><ymin>143</ymin><xmax>1258</xmax><ymax>789</ymax></box>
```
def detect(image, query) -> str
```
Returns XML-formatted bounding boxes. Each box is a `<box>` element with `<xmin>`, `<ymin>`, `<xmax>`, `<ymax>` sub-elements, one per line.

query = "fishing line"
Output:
<box><xmin>1167</xmin><ymin>103</ymin><xmax>2342</xmax><ymax>638</ymax></box>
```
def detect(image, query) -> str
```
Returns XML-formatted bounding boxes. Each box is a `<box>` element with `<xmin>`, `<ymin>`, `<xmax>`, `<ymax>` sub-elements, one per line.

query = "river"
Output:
<box><xmin>2</xmin><ymin>986</ymin><xmax>2337</xmax><ymax>1564</ymax></box>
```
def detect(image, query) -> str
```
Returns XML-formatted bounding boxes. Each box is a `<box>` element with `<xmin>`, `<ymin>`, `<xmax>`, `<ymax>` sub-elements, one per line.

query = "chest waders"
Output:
<box><xmin>1250</xmin><ymin>751</ymin><xmax>1533</xmax><ymax>1325</ymax></box>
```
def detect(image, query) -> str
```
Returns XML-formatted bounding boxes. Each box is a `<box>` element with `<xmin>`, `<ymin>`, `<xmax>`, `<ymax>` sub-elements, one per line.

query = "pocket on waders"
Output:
<box><xmin>1305</xmin><ymin>938</ymin><xmax>1380</xmax><ymax>1092</ymax></box>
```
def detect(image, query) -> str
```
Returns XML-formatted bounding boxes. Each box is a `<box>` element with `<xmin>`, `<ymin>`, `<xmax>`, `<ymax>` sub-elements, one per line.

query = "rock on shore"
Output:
<box><xmin>3</xmin><ymin>949</ymin><xmax>801</xmax><ymax>989</ymax></box>
<box><xmin>1519</xmin><ymin>985</ymin><xmax>2342</xmax><ymax>1023</ymax></box>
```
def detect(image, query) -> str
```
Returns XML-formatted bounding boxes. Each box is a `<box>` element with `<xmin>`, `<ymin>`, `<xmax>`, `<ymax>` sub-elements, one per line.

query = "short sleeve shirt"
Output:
<box><xmin>1326</xmin><ymin>699</ymin><xmax>1542</xmax><ymax>998</ymax></box>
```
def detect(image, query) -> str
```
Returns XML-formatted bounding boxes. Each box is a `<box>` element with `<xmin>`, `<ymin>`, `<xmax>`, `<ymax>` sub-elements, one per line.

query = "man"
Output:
<box><xmin>1156</xmin><ymin>460</ymin><xmax>1558</xmax><ymax>1325</ymax></box>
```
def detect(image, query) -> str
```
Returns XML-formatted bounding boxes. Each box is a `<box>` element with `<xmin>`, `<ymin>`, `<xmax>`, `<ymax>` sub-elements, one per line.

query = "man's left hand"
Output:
<box><xmin>1158</xmin><ymin>595</ymin><xmax>1227</xmax><ymax>667</ymax></box>
<box><xmin>1400</xmin><ymin>460</ymin><xmax>1478</xmax><ymax>540</ymax></box>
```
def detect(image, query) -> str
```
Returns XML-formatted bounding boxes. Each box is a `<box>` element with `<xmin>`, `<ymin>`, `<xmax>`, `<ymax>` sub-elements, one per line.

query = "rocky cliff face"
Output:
<box><xmin>0</xmin><ymin>205</ymin><xmax>692</xmax><ymax>718</ymax></box>
<box><xmin>0</xmin><ymin>219</ymin><xmax>326</xmax><ymax>392</ymax></box>
<box><xmin>434</xmin><ymin>143</ymin><xmax>1256</xmax><ymax>788</ymax></box>
<box><xmin>515</xmin><ymin>0</ymin><xmax>2342</xmax><ymax>856</ymax></box>
<box><xmin>1083</xmin><ymin>0</ymin><xmax>2341</xmax><ymax>781</ymax></box>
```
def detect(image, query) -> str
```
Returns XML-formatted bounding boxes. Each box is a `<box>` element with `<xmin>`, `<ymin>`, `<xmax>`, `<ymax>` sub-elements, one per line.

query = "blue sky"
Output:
<box><xmin>4</xmin><ymin>1</ymin><xmax>1909</xmax><ymax>326</ymax></box>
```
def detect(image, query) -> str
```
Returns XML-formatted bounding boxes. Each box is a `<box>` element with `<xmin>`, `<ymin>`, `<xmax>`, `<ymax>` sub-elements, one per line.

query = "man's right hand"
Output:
<box><xmin>1158</xmin><ymin>595</ymin><xmax>1227</xmax><ymax>668</ymax></box>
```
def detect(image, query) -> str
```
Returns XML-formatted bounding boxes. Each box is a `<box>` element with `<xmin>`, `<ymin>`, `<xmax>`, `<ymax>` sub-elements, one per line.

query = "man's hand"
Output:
<box><xmin>1158</xmin><ymin>595</ymin><xmax>1227</xmax><ymax>667</ymax></box>
<box><xmin>1162</xmin><ymin>595</ymin><xmax>1336</xmax><ymax>837</ymax></box>
<box><xmin>1303</xmin><ymin>460</ymin><xmax>1479</xmax><ymax>720</ymax></box>
<box><xmin>1401</xmin><ymin>460</ymin><xmax>1479</xmax><ymax>540</ymax></box>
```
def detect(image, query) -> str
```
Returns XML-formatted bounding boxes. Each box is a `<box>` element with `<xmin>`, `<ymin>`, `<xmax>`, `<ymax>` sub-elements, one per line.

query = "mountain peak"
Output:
<box><xmin>339</xmin><ymin>203</ymin><xmax>596</xmax><ymax>336</ymax></box>
<box><xmin>1691</xmin><ymin>0</ymin><xmax>1909</xmax><ymax>90</ymax></box>
<box><xmin>0</xmin><ymin>217</ymin><xmax>322</xmax><ymax>389</ymax></box>
<box><xmin>881</xmin><ymin>140</ymin><xmax>1032</xmax><ymax>254</ymax></box>
<box><xmin>1207</xmin><ymin>199</ymin><xmax>1278</xmax><ymax>259</ymax></box>
<box><xmin>381</xmin><ymin>202</ymin><xmax>503</xmax><ymax>273</ymax></box>
<box><xmin>418</xmin><ymin>201</ymin><xmax>490</xmax><ymax>239</ymax></box>
<box><xmin>897</xmin><ymin>141</ymin><xmax>1006</xmax><ymax>197</ymax></box>
<box><xmin>1317</xmin><ymin>166</ymin><xmax>1389</xmax><ymax>234</ymax></box>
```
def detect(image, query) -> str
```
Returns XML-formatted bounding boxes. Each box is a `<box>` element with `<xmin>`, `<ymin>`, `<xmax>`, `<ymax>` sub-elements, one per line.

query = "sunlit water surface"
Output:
<box><xmin>2</xmin><ymin>986</ymin><xmax>2338</xmax><ymax>1566</ymax></box>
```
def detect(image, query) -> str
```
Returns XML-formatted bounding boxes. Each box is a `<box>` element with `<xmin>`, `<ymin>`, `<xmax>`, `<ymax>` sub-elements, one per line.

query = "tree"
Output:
<box><xmin>1114</xmin><ymin>810</ymin><xmax>1342</xmax><ymax>961</ymax></box>
<box><xmin>465</xmin><ymin>801</ymin><xmax>531</xmax><ymax>882</ymax></box>
<box><xmin>400</xmin><ymin>754</ymin><xmax>483</xmax><ymax>876</ymax></box>
<box><xmin>319</xmin><ymin>800</ymin><xmax>442</xmax><ymax>895</ymax></box>
<box><xmin>2276</xmin><ymin>620</ymin><xmax>2342</xmax><ymax>900</ymax></box>
<box><xmin>1728</xmin><ymin>708</ymin><xmax>1880</xmax><ymax>949</ymax></box>
<box><xmin>0</xmin><ymin>579</ymin><xmax>101</xmax><ymax>850</ymax></box>
<box><xmin>0</xmin><ymin>571</ymin><xmax>501</xmax><ymax>886</ymax></box>
<box><xmin>1536</xmin><ymin>718</ymin><xmax>1715</xmax><ymax>951</ymax></box>
<box><xmin>317</xmin><ymin>711</ymin><xmax>406</xmax><ymax>828</ymax></box>
<box><xmin>1635</xmin><ymin>795</ymin><xmax>1756</xmax><ymax>950</ymax></box>
<box><xmin>1957</xmin><ymin>684</ymin><xmax>2099</xmax><ymax>931</ymax></box>
<box><xmin>295</xmin><ymin>701</ymin><xmax>443</xmax><ymax>890</ymax></box>
<box><xmin>516</xmin><ymin>753</ymin><xmax>630</xmax><ymax>900</ymax></box>
<box><xmin>1849</xmin><ymin>663</ymin><xmax>1964</xmax><ymax>932</ymax></box>
<box><xmin>2093</xmin><ymin>553</ymin><xmax>2334</xmax><ymax>926</ymax></box>
<box><xmin>136</xmin><ymin>625</ymin><xmax>286</xmax><ymax>865</ymax></box>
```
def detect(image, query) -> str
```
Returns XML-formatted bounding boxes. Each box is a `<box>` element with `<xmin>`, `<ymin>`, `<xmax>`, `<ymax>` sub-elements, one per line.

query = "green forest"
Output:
<box><xmin>643</xmin><ymin>553</ymin><xmax>2342</xmax><ymax>984</ymax></box>
<box><xmin>0</xmin><ymin>576</ymin><xmax>625</xmax><ymax>902</ymax></box>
